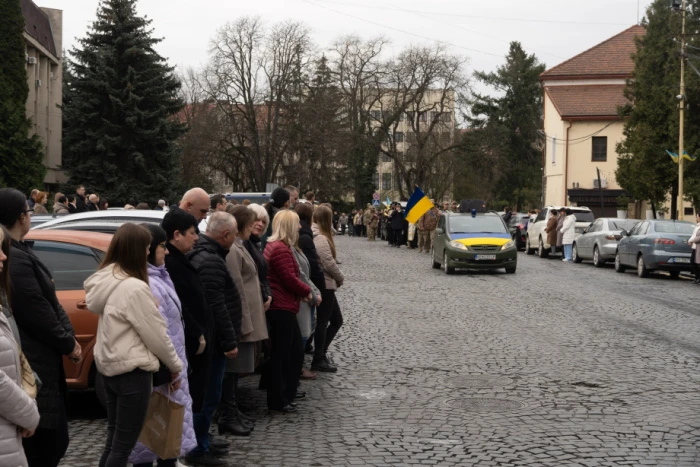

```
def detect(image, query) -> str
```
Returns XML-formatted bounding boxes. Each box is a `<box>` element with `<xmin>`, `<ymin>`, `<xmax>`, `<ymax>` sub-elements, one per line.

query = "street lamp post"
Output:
<box><xmin>677</xmin><ymin>0</ymin><xmax>687</xmax><ymax>220</ymax></box>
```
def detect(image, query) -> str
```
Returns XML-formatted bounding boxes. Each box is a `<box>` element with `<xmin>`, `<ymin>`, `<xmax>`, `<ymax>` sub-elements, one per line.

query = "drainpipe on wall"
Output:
<box><xmin>564</xmin><ymin>120</ymin><xmax>572</xmax><ymax>206</ymax></box>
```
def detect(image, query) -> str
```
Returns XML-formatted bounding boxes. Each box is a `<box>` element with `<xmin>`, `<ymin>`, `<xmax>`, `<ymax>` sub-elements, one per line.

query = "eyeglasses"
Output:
<box><xmin>158</xmin><ymin>243</ymin><xmax>168</xmax><ymax>250</ymax></box>
<box><xmin>24</xmin><ymin>209</ymin><xmax>34</xmax><ymax>215</ymax></box>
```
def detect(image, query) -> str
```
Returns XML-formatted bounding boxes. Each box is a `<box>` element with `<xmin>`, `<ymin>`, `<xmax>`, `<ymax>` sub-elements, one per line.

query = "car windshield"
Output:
<box><xmin>653</xmin><ymin>222</ymin><xmax>695</xmax><ymax>234</ymax></box>
<box><xmin>609</xmin><ymin>220</ymin><xmax>639</xmax><ymax>232</ymax></box>
<box><xmin>570</xmin><ymin>210</ymin><xmax>595</xmax><ymax>223</ymax></box>
<box><xmin>449</xmin><ymin>216</ymin><xmax>508</xmax><ymax>234</ymax></box>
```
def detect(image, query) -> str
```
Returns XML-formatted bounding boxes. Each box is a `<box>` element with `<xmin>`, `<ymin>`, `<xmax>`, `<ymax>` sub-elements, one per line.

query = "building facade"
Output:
<box><xmin>21</xmin><ymin>0</ymin><xmax>64</xmax><ymax>188</ymax></box>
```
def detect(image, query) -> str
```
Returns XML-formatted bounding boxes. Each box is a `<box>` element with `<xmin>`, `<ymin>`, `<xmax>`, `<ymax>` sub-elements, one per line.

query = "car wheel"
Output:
<box><xmin>614</xmin><ymin>251</ymin><xmax>626</xmax><ymax>273</ymax></box>
<box><xmin>593</xmin><ymin>246</ymin><xmax>604</xmax><ymax>268</ymax></box>
<box><xmin>443</xmin><ymin>252</ymin><xmax>455</xmax><ymax>275</ymax></box>
<box><xmin>637</xmin><ymin>254</ymin><xmax>649</xmax><ymax>278</ymax></box>
<box><xmin>669</xmin><ymin>270</ymin><xmax>680</xmax><ymax>279</ymax></box>
<box><xmin>572</xmin><ymin>244</ymin><xmax>583</xmax><ymax>263</ymax></box>
<box><xmin>538</xmin><ymin>238</ymin><xmax>549</xmax><ymax>258</ymax></box>
<box><xmin>431</xmin><ymin>248</ymin><xmax>441</xmax><ymax>269</ymax></box>
<box><xmin>525</xmin><ymin>236</ymin><xmax>535</xmax><ymax>255</ymax></box>
<box><xmin>505</xmin><ymin>267</ymin><xmax>516</xmax><ymax>274</ymax></box>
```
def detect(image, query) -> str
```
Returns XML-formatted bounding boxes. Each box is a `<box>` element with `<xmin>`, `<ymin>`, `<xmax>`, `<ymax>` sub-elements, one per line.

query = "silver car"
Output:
<box><xmin>572</xmin><ymin>218</ymin><xmax>640</xmax><ymax>267</ymax></box>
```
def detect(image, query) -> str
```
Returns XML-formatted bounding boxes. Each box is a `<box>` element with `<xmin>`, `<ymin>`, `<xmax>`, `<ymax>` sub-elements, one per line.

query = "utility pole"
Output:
<box><xmin>677</xmin><ymin>0</ymin><xmax>687</xmax><ymax>220</ymax></box>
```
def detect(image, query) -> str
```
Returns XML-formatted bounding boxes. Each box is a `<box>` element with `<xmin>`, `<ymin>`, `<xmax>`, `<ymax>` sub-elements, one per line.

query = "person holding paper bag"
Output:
<box><xmin>130</xmin><ymin>224</ymin><xmax>196</xmax><ymax>466</ymax></box>
<box><xmin>85</xmin><ymin>223</ymin><xmax>183</xmax><ymax>467</ymax></box>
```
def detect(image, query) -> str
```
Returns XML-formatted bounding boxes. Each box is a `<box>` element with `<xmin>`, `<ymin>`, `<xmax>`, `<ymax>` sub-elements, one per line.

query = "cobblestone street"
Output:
<box><xmin>62</xmin><ymin>235</ymin><xmax>700</xmax><ymax>466</ymax></box>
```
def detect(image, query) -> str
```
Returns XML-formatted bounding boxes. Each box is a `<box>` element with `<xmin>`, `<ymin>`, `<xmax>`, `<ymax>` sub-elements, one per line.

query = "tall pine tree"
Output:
<box><xmin>0</xmin><ymin>0</ymin><xmax>45</xmax><ymax>193</ymax></box>
<box><xmin>62</xmin><ymin>0</ymin><xmax>185</xmax><ymax>205</ymax></box>
<box><xmin>468</xmin><ymin>42</ymin><xmax>545</xmax><ymax>210</ymax></box>
<box><xmin>616</xmin><ymin>0</ymin><xmax>700</xmax><ymax>215</ymax></box>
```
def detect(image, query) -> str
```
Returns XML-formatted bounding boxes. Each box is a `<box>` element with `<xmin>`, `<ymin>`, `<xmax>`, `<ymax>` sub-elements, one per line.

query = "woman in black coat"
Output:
<box><xmin>0</xmin><ymin>188</ymin><xmax>80</xmax><ymax>467</ymax></box>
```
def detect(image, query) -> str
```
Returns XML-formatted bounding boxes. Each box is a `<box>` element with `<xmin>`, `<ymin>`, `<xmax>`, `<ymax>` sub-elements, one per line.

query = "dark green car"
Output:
<box><xmin>431</xmin><ymin>212</ymin><xmax>518</xmax><ymax>274</ymax></box>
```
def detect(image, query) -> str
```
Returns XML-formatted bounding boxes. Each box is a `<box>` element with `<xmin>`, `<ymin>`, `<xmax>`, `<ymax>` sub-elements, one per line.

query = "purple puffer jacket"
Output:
<box><xmin>129</xmin><ymin>264</ymin><xmax>196</xmax><ymax>463</ymax></box>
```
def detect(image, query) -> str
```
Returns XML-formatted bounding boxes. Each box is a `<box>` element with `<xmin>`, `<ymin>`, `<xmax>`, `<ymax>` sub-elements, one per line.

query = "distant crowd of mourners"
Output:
<box><xmin>0</xmin><ymin>184</ymin><xmax>344</xmax><ymax>467</ymax></box>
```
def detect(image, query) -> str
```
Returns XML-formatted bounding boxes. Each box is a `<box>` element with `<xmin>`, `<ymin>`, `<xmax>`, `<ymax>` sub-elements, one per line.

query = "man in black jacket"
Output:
<box><xmin>0</xmin><ymin>188</ymin><xmax>80</xmax><ymax>467</ymax></box>
<box><xmin>186</xmin><ymin>211</ymin><xmax>242</xmax><ymax>465</ymax></box>
<box><xmin>74</xmin><ymin>185</ymin><xmax>87</xmax><ymax>213</ymax></box>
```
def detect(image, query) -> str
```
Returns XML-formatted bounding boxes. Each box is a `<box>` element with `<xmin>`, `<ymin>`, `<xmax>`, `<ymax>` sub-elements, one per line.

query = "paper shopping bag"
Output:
<box><xmin>138</xmin><ymin>391</ymin><xmax>184</xmax><ymax>460</ymax></box>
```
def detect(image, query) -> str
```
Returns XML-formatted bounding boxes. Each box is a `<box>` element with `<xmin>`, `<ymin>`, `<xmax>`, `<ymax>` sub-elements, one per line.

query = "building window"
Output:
<box><xmin>406</xmin><ymin>111</ymin><xmax>415</xmax><ymax>123</ymax></box>
<box><xmin>373</xmin><ymin>172</ymin><xmax>379</xmax><ymax>189</ymax></box>
<box><xmin>381</xmin><ymin>153</ymin><xmax>392</xmax><ymax>163</ymax></box>
<box><xmin>592</xmin><ymin>136</ymin><xmax>607</xmax><ymax>161</ymax></box>
<box><xmin>370</xmin><ymin>110</ymin><xmax>381</xmax><ymax>121</ymax></box>
<box><xmin>418</xmin><ymin>112</ymin><xmax>427</xmax><ymax>122</ymax></box>
<box><xmin>552</xmin><ymin>137</ymin><xmax>556</xmax><ymax>165</ymax></box>
<box><xmin>685</xmin><ymin>207</ymin><xmax>695</xmax><ymax>216</ymax></box>
<box><xmin>441</xmin><ymin>112</ymin><xmax>452</xmax><ymax>123</ymax></box>
<box><xmin>395</xmin><ymin>132</ymin><xmax>404</xmax><ymax>143</ymax></box>
<box><xmin>382</xmin><ymin>173</ymin><xmax>392</xmax><ymax>190</ymax></box>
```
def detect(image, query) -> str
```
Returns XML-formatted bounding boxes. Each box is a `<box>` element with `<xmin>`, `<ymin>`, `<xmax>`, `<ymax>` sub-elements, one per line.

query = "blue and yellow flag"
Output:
<box><xmin>404</xmin><ymin>187</ymin><xmax>433</xmax><ymax>224</ymax></box>
<box><xmin>666</xmin><ymin>150</ymin><xmax>697</xmax><ymax>163</ymax></box>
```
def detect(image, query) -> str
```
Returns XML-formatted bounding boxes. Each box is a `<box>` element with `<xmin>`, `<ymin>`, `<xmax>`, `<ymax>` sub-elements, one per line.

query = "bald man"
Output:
<box><xmin>178</xmin><ymin>188</ymin><xmax>211</xmax><ymax>223</ymax></box>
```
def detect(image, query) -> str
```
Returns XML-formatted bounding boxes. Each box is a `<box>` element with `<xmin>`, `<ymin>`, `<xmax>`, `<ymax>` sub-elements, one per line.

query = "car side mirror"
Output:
<box><xmin>583</xmin><ymin>228</ymin><xmax>588</xmax><ymax>234</ymax></box>
<box><xmin>620</xmin><ymin>229</ymin><xmax>628</xmax><ymax>237</ymax></box>
<box><xmin>436</xmin><ymin>228</ymin><xmax>443</xmax><ymax>235</ymax></box>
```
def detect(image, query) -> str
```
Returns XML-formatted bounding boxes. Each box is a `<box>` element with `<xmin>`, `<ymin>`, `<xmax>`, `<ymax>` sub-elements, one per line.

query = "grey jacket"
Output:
<box><xmin>0</xmin><ymin>310</ymin><xmax>40</xmax><ymax>467</ymax></box>
<box><xmin>311</xmin><ymin>224</ymin><xmax>344</xmax><ymax>290</ymax></box>
<box><xmin>291</xmin><ymin>248</ymin><xmax>321</xmax><ymax>339</ymax></box>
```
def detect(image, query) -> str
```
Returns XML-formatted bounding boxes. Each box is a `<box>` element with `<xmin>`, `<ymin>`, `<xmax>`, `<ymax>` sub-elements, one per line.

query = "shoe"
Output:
<box><xmin>208</xmin><ymin>445</ymin><xmax>229</xmax><ymax>457</ymax></box>
<box><xmin>300</xmin><ymin>368</ymin><xmax>317</xmax><ymax>380</ymax></box>
<box><xmin>311</xmin><ymin>359</ymin><xmax>338</xmax><ymax>373</ymax></box>
<box><xmin>184</xmin><ymin>453</ymin><xmax>228</xmax><ymax>466</ymax></box>
<box><xmin>236</xmin><ymin>408</ymin><xmax>255</xmax><ymax>423</ymax></box>
<box><xmin>304</xmin><ymin>343</ymin><xmax>314</xmax><ymax>355</ymax></box>
<box><xmin>295</xmin><ymin>391</ymin><xmax>306</xmax><ymax>399</ymax></box>
<box><xmin>270</xmin><ymin>404</ymin><xmax>297</xmax><ymax>413</ymax></box>
<box><xmin>209</xmin><ymin>436</ymin><xmax>230</xmax><ymax>449</ymax></box>
<box><xmin>325</xmin><ymin>353</ymin><xmax>336</xmax><ymax>365</ymax></box>
<box><xmin>218</xmin><ymin>419</ymin><xmax>252</xmax><ymax>437</ymax></box>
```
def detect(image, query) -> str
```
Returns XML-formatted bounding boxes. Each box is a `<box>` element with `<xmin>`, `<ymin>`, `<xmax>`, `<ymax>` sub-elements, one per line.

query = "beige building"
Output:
<box><xmin>21</xmin><ymin>0</ymin><xmax>64</xmax><ymax>188</ymax></box>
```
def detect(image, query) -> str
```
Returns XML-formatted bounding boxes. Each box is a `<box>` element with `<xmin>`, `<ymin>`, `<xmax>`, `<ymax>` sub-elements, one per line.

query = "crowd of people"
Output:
<box><xmin>26</xmin><ymin>186</ymin><xmax>171</xmax><ymax>215</ymax></box>
<box><xmin>0</xmin><ymin>184</ymin><xmax>345</xmax><ymax>467</ymax></box>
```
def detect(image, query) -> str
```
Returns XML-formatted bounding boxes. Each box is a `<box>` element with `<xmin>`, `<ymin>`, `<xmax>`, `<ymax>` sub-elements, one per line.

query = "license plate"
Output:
<box><xmin>673</xmin><ymin>257</ymin><xmax>691</xmax><ymax>264</ymax></box>
<box><xmin>475</xmin><ymin>255</ymin><xmax>496</xmax><ymax>260</ymax></box>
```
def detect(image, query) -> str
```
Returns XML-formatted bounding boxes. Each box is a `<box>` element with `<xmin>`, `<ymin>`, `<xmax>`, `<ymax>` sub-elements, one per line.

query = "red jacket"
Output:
<box><xmin>264</xmin><ymin>241</ymin><xmax>312</xmax><ymax>314</ymax></box>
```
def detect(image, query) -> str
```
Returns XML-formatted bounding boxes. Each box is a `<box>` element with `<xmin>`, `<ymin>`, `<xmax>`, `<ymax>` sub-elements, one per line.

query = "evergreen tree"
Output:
<box><xmin>617</xmin><ymin>0</ymin><xmax>700</xmax><ymax>214</ymax></box>
<box><xmin>468</xmin><ymin>42</ymin><xmax>545</xmax><ymax>211</ymax></box>
<box><xmin>0</xmin><ymin>0</ymin><xmax>45</xmax><ymax>193</ymax></box>
<box><xmin>62</xmin><ymin>0</ymin><xmax>185</xmax><ymax>205</ymax></box>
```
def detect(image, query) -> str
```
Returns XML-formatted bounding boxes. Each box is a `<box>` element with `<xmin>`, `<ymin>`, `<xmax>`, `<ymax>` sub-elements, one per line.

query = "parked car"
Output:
<box><xmin>572</xmin><ymin>218</ymin><xmax>640</xmax><ymax>267</ymax></box>
<box><xmin>30</xmin><ymin>214</ymin><xmax>66</xmax><ymax>228</ymax></box>
<box><xmin>525</xmin><ymin>206</ymin><xmax>595</xmax><ymax>258</ymax></box>
<box><xmin>507</xmin><ymin>213</ymin><xmax>531</xmax><ymax>250</ymax></box>
<box><xmin>614</xmin><ymin>219</ymin><xmax>695</xmax><ymax>278</ymax></box>
<box><xmin>23</xmin><ymin>229</ymin><xmax>112</xmax><ymax>390</ymax></box>
<box><xmin>432</xmin><ymin>212</ymin><xmax>517</xmax><ymax>274</ymax></box>
<box><xmin>34</xmin><ymin>210</ymin><xmax>166</xmax><ymax>233</ymax></box>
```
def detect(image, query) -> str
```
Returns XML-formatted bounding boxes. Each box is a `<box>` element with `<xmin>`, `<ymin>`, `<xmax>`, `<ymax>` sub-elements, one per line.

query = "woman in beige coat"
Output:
<box><xmin>221</xmin><ymin>205</ymin><xmax>269</xmax><ymax>434</ymax></box>
<box><xmin>311</xmin><ymin>206</ymin><xmax>345</xmax><ymax>372</ymax></box>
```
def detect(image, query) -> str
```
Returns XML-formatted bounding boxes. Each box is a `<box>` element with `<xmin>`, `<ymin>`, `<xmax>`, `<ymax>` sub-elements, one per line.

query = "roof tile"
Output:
<box><xmin>545</xmin><ymin>85</ymin><xmax>628</xmax><ymax>118</ymax></box>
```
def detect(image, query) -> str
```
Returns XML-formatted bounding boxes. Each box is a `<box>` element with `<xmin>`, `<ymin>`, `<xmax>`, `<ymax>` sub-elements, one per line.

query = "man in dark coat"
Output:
<box><xmin>74</xmin><ymin>185</ymin><xmax>87</xmax><ymax>213</ymax></box>
<box><xmin>390</xmin><ymin>204</ymin><xmax>406</xmax><ymax>247</ymax></box>
<box><xmin>0</xmin><ymin>188</ymin><xmax>79</xmax><ymax>467</ymax></box>
<box><xmin>185</xmin><ymin>212</ymin><xmax>241</xmax><ymax>465</ymax></box>
<box><xmin>161</xmin><ymin>209</ymin><xmax>214</xmax><ymax>412</ymax></box>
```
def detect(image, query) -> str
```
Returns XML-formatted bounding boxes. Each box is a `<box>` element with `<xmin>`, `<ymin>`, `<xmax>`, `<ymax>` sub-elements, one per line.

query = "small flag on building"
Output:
<box><xmin>404</xmin><ymin>187</ymin><xmax>433</xmax><ymax>224</ymax></box>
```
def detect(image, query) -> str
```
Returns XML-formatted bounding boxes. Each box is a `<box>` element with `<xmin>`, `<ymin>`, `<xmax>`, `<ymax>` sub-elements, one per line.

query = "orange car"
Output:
<box><xmin>24</xmin><ymin>230</ymin><xmax>112</xmax><ymax>390</ymax></box>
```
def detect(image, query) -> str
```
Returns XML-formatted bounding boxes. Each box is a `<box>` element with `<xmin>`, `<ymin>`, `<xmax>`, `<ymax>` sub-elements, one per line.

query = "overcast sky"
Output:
<box><xmin>43</xmin><ymin>0</ymin><xmax>654</xmax><ymax>77</ymax></box>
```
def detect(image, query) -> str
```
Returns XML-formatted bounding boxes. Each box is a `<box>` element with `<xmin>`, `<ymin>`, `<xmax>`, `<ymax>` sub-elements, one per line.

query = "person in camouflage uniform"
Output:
<box><xmin>417</xmin><ymin>201</ymin><xmax>440</xmax><ymax>253</ymax></box>
<box><xmin>367</xmin><ymin>208</ymin><xmax>379</xmax><ymax>241</ymax></box>
<box><xmin>363</xmin><ymin>204</ymin><xmax>373</xmax><ymax>237</ymax></box>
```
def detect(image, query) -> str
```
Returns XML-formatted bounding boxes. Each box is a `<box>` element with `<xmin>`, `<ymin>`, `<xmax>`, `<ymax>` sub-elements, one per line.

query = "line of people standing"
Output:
<box><xmin>0</xmin><ymin>186</ymin><xmax>346</xmax><ymax>467</ymax></box>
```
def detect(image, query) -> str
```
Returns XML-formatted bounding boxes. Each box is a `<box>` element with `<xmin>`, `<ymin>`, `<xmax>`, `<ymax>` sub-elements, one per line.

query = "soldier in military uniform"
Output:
<box><xmin>417</xmin><ymin>201</ymin><xmax>441</xmax><ymax>253</ymax></box>
<box><xmin>367</xmin><ymin>208</ymin><xmax>379</xmax><ymax>241</ymax></box>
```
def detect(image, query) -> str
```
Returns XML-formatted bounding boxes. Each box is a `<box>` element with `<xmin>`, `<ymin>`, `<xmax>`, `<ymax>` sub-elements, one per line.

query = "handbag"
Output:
<box><xmin>19</xmin><ymin>348</ymin><xmax>37</xmax><ymax>399</ymax></box>
<box><xmin>138</xmin><ymin>390</ymin><xmax>184</xmax><ymax>459</ymax></box>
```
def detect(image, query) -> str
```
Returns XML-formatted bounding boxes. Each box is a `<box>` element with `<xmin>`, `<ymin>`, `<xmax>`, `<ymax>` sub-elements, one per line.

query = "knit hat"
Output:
<box><xmin>270</xmin><ymin>187</ymin><xmax>290</xmax><ymax>208</ymax></box>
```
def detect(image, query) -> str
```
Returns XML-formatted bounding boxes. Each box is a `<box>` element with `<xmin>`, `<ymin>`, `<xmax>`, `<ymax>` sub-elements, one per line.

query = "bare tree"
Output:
<box><xmin>202</xmin><ymin>17</ymin><xmax>312</xmax><ymax>190</ymax></box>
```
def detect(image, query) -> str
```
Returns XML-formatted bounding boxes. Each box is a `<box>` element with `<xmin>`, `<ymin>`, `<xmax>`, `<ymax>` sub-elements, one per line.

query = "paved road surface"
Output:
<box><xmin>62</xmin><ymin>235</ymin><xmax>700</xmax><ymax>466</ymax></box>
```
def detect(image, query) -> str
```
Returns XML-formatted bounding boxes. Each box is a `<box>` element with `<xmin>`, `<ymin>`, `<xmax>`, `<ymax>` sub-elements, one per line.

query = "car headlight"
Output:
<box><xmin>449</xmin><ymin>241</ymin><xmax>468</xmax><ymax>250</ymax></box>
<box><xmin>500</xmin><ymin>240</ymin><xmax>515</xmax><ymax>250</ymax></box>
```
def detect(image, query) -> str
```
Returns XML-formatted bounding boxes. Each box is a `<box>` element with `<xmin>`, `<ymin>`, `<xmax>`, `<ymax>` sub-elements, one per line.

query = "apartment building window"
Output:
<box><xmin>592</xmin><ymin>136</ymin><xmax>607</xmax><ymax>161</ymax></box>
<box><xmin>382</xmin><ymin>173</ymin><xmax>392</xmax><ymax>190</ymax></box>
<box><xmin>418</xmin><ymin>112</ymin><xmax>427</xmax><ymax>122</ymax></box>
<box><xmin>441</xmin><ymin>112</ymin><xmax>452</xmax><ymax>123</ymax></box>
<box><xmin>381</xmin><ymin>153</ymin><xmax>392</xmax><ymax>163</ymax></box>
<box><xmin>406</xmin><ymin>111</ymin><xmax>415</xmax><ymax>123</ymax></box>
<box><xmin>395</xmin><ymin>132</ymin><xmax>404</xmax><ymax>143</ymax></box>
<box><xmin>373</xmin><ymin>172</ymin><xmax>379</xmax><ymax>189</ymax></box>
<box><xmin>370</xmin><ymin>110</ymin><xmax>381</xmax><ymax>121</ymax></box>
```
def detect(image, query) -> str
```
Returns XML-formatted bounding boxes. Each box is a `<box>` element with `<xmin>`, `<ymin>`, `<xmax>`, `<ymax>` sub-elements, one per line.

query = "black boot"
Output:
<box><xmin>218</xmin><ymin>373</ymin><xmax>252</xmax><ymax>436</ymax></box>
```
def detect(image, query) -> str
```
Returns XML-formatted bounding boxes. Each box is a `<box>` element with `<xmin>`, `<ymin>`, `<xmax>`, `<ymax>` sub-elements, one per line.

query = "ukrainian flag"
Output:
<box><xmin>404</xmin><ymin>187</ymin><xmax>433</xmax><ymax>224</ymax></box>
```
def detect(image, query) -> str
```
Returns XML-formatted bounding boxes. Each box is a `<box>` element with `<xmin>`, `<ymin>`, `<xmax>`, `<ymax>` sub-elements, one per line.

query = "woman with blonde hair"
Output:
<box><xmin>311</xmin><ymin>205</ymin><xmax>344</xmax><ymax>373</ymax></box>
<box><xmin>263</xmin><ymin>210</ymin><xmax>312</xmax><ymax>412</ymax></box>
<box><xmin>85</xmin><ymin>223</ymin><xmax>182</xmax><ymax>467</ymax></box>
